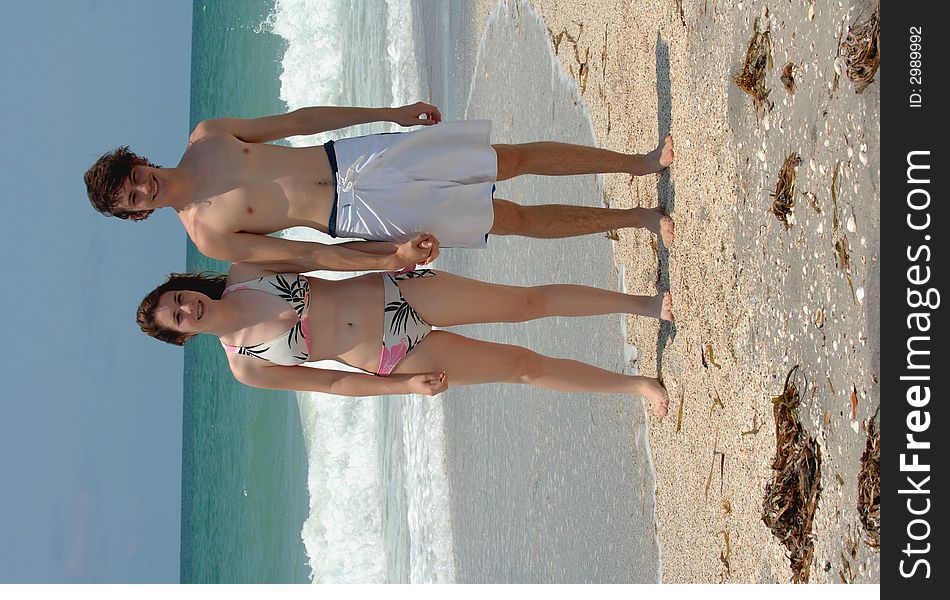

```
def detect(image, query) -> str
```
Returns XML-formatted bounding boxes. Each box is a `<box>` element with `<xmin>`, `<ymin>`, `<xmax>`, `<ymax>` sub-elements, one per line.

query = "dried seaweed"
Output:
<box><xmin>550</xmin><ymin>25</ymin><xmax>591</xmax><ymax>94</ymax></box>
<box><xmin>802</xmin><ymin>191</ymin><xmax>821</xmax><ymax>214</ymax></box>
<box><xmin>704</xmin><ymin>431</ymin><xmax>721</xmax><ymax>500</ymax></box>
<box><xmin>674</xmin><ymin>0</ymin><xmax>687</xmax><ymax>27</ymax></box>
<box><xmin>762</xmin><ymin>366</ymin><xmax>823</xmax><ymax>583</ymax></box>
<box><xmin>836</xmin><ymin>237</ymin><xmax>851</xmax><ymax>271</ymax></box>
<box><xmin>831</xmin><ymin>161</ymin><xmax>842</xmax><ymax>232</ymax></box>
<box><xmin>718</xmin><ymin>452</ymin><xmax>725</xmax><ymax>495</ymax></box>
<box><xmin>857</xmin><ymin>412</ymin><xmax>881</xmax><ymax>549</ymax></box>
<box><xmin>770</xmin><ymin>152</ymin><xmax>802</xmax><ymax>229</ymax></box>
<box><xmin>841</xmin><ymin>2</ymin><xmax>881</xmax><ymax>94</ymax></box>
<box><xmin>706</xmin><ymin>343</ymin><xmax>722</xmax><ymax>368</ymax></box>
<box><xmin>676</xmin><ymin>387</ymin><xmax>685</xmax><ymax>432</ymax></box>
<box><xmin>705</xmin><ymin>451</ymin><xmax>726</xmax><ymax>500</ymax></box>
<box><xmin>781</xmin><ymin>61</ymin><xmax>796</xmax><ymax>94</ymax></box>
<box><xmin>719</xmin><ymin>529</ymin><xmax>732</xmax><ymax>575</ymax></box>
<box><xmin>734</xmin><ymin>12</ymin><xmax>774</xmax><ymax>116</ymax></box>
<box><xmin>741</xmin><ymin>411</ymin><xmax>761</xmax><ymax>436</ymax></box>
<box><xmin>578</xmin><ymin>47</ymin><xmax>590</xmax><ymax>94</ymax></box>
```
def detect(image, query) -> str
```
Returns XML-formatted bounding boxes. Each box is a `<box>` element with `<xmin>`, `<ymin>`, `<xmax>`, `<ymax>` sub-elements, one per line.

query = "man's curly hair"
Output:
<box><xmin>137</xmin><ymin>273</ymin><xmax>228</xmax><ymax>346</ymax></box>
<box><xmin>84</xmin><ymin>147</ymin><xmax>159</xmax><ymax>221</ymax></box>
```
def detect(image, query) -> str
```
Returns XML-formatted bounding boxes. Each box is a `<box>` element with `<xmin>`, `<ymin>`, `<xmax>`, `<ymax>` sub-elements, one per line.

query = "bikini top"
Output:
<box><xmin>220</xmin><ymin>274</ymin><xmax>311</xmax><ymax>366</ymax></box>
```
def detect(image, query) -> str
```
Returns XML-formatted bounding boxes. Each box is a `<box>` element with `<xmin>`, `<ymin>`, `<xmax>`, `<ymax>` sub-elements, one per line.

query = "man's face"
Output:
<box><xmin>113</xmin><ymin>164</ymin><xmax>164</xmax><ymax>218</ymax></box>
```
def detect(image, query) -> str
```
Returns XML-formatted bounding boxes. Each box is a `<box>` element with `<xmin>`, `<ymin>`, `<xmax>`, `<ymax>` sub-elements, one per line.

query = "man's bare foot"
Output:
<box><xmin>637</xmin><ymin>377</ymin><xmax>669</xmax><ymax>417</ymax></box>
<box><xmin>637</xmin><ymin>134</ymin><xmax>675</xmax><ymax>174</ymax></box>
<box><xmin>657</xmin><ymin>134</ymin><xmax>675</xmax><ymax>168</ymax></box>
<box><xmin>636</xmin><ymin>206</ymin><xmax>675</xmax><ymax>246</ymax></box>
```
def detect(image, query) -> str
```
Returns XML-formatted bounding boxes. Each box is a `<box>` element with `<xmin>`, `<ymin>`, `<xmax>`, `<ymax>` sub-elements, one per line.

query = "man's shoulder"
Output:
<box><xmin>189</xmin><ymin>120</ymin><xmax>236</xmax><ymax>144</ymax></box>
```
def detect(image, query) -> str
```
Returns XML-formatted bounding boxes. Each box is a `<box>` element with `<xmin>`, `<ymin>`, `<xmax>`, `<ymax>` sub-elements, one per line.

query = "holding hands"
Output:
<box><xmin>396</xmin><ymin>232</ymin><xmax>440</xmax><ymax>266</ymax></box>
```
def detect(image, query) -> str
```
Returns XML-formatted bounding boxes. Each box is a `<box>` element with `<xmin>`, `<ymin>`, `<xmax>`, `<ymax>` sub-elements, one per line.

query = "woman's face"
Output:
<box><xmin>154</xmin><ymin>289</ymin><xmax>214</xmax><ymax>337</ymax></box>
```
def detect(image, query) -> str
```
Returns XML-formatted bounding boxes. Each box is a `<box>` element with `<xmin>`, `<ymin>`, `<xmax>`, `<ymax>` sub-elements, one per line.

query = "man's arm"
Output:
<box><xmin>191</xmin><ymin>102</ymin><xmax>443</xmax><ymax>144</ymax></box>
<box><xmin>230</xmin><ymin>359</ymin><xmax>447</xmax><ymax>397</ymax></box>
<box><xmin>198</xmin><ymin>231</ymin><xmax>435</xmax><ymax>272</ymax></box>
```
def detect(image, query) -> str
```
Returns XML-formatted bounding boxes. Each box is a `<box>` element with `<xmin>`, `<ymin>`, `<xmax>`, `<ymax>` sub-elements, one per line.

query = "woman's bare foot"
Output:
<box><xmin>660</xmin><ymin>291</ymin><xmax>674</xmax><ymax>321</ymax></box>
<box><xmin>643</xmin><ymin>290</ymin><xmax>674</xmax><ymax>320</ymax></box>
<box><xmin>635</xmin><ymin>206</ymin><xmax>675</xmax><ymax>247</ymax></box>
<box><xmin>636</xmin><ymin>377</ymin><xmax>669</xmax><ymax>417</ymax></box>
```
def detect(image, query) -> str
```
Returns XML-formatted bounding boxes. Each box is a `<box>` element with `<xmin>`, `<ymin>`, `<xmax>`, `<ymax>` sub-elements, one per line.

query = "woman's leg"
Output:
<box><xmin>392</xmin><ymin>331</ymin><xmax>668</xmax><ymax>415</ymax></box>
<box><xmin>396</xmin><ymin>271</ymin><xmax>673</xmax><ymax>327</ymax></box>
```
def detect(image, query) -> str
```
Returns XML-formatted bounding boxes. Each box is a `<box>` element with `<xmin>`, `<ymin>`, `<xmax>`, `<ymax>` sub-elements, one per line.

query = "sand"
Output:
<box><xmin>469</xmin><ymin>0</ymin><xmax>881</xmax><ymax>583</ymax></box>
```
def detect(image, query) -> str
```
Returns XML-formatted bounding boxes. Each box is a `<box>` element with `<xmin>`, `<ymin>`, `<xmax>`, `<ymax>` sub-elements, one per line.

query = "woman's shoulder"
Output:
<box><xmin>226</xmin><ymin>261</ymin><xmax>272</xmax><ymax>285</ymax></box>
<box><xmin>226</xmin><ymin>262</ymin><xmax>305</xmax><ymax>285</ymax></box>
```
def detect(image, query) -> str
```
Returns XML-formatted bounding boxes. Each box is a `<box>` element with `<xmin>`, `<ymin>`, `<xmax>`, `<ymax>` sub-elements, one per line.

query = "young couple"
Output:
<box><xmin>87</xmin><ymin>102</ymin><xmax>676</xmax><ymax>415</ymax></box>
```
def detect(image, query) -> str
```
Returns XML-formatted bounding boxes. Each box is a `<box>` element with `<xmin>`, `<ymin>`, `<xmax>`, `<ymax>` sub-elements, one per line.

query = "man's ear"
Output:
<box><xmin>130</xmin><ymin>210</ymin><xmax>154</xmax><ymax>222</ymax></box>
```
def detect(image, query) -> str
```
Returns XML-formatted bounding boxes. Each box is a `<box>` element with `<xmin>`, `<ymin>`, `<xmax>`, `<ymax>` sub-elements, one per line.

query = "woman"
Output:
<box><xmin>137</xmin><ymin>262</ymin><xmax>673</xmax><ymax>415</ymax></box>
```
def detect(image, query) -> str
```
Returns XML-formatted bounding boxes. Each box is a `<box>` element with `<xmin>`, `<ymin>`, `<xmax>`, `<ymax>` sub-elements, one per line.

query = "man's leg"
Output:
<box><xmin>490</xmin><ymin>198</ymin><xmax>675</xmax><ymax>246</ymax></box>
<box><xmin>493</xmin><ymin>135</ymin><xmax>674</xmax><ymax>181</ymax></box>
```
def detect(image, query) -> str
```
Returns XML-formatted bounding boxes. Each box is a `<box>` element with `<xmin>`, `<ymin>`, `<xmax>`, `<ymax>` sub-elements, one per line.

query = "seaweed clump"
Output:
<box><xmin>762</xmin><ymin>366</ymin><xmax>823</xmax><ymax>583</ymax></box>
<box><xmin>734</xmin><ymin>12</ymin><xmax>774</xmax><ymax>116</ymax></box>
<box><xmin>857</xmin><ymin>413</ymin><xmax>881</xmax><ymax>549</ymax></box>
<box><xmin>781</xmin><ymin>62</ymin><xmax>796</xmax><ymax>94</ymax></box>
<box><xmin>770</xmin><ymin>152</ymin><xmax>802</xmax><ymax>229</ymax></box>
<box><xmin>841</xmin><ymin>2</ymin><xmax>881</xmax><ymax>93</ymax></box>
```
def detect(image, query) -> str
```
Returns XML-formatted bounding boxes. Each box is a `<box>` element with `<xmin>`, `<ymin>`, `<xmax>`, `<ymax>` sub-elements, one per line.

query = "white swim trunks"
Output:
<box><xmin>325</xmin><ymin>120</ymin><xmax>497</xmax><ymax>248</ymax></box>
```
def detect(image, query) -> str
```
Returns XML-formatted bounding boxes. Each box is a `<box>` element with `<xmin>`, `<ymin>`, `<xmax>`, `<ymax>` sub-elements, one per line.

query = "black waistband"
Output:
<box><xmin>323</xmin><ymin>139</ymin><xmax>339</xmax><ymax>238</ymax></box>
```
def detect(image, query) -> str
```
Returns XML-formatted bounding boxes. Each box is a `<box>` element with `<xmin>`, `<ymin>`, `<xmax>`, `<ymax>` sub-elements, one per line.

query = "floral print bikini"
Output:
<box><xmin>378</xmin><ymin>268</ymin><xmax>436</xmax><ymax>375</ymax></box>
<box><xmin>221</xmin><ymin>269</ymin><xmax>435</xmax><ymax>376</ymax></box>
<box><xmin>220</xmin><ymin>274</ymin><xmax>312</xmax><ymax>366</ymax></box>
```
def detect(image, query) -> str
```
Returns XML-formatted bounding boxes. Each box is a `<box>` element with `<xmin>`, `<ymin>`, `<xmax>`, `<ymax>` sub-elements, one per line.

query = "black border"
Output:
<box><xmin>881</xmin><ymin>3</ymin><xmax>947</xmax><ymax>595</ymax></box>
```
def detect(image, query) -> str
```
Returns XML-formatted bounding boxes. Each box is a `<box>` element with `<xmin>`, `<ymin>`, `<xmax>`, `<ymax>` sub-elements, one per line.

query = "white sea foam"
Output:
<box><xmin>271</xmin><ymin>0</ymin><xmax>422</xmax><ymax>147</ymax></box>
<box><xmin>271</xmin><ymin>231</ymin><xmax>455</xmax><ymax>581</ymax></box>
<box><xmin>296</xmin><ymin>392</ymin><xmax>387</xmax><ymax>582</ymax></box>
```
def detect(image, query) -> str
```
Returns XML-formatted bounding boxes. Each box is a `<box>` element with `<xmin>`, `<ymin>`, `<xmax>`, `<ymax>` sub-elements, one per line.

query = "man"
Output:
<box><xmin>85</xmin><ymin>102</ymin><xmax>674</xmax><ymax>271</ymax></box>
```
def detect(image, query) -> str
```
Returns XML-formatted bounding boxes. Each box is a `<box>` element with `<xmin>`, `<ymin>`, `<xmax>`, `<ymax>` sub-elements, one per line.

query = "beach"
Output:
<box><xmin>463</xmin><ymin>0</ymin><xmax>880</xmax><ymax>583</ymax></box>
<box><xmin>179</xmin><ymin>0</ymin><xmax>880</xmax><ymax>583</ymax></box>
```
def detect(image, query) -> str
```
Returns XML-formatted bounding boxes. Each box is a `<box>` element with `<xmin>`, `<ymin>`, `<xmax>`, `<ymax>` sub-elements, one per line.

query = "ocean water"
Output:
<box><xmin>183</xmin><ymin>0</ymin><xmax>659</xmax><ymax>583</ymax></box>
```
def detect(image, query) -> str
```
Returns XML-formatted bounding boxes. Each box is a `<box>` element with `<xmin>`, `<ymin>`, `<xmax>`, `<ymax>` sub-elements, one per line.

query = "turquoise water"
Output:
<box><xmin>182</xmin><ymin>0</ymin><xmax>309</xmax><ymax>583</ymax></box>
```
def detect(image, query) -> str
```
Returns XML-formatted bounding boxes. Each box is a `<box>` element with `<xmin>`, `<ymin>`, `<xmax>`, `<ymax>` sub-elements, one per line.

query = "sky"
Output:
<box><xmin>0</xmin><ymin>0</ymin><xmax>192</xmax><ymax>583</ymax></box>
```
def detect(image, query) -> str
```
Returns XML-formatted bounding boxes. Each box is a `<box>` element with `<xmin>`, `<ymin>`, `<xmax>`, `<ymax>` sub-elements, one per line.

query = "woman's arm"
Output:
<box><xmin>200</xmin><ymin>231</ymin><xmax>438</xmax><ymax>273</ymax></box>
<box><xmin>221</xmin><ymin>234</ymin><xmax>439</xmax><ymax>275</ymax></box>
<box><xmin>229</xmin><ymin>358</ymin><xmax>447</xmax><ymax>397</ymax></box>
<box><xmin>333</xmin><ymin>234</ymin><xmax>439</xmax><ymax>266</ymax></box>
